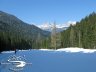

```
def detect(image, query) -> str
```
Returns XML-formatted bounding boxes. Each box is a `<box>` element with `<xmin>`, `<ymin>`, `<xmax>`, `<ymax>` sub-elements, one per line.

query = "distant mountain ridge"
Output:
<box><xmin>41</xmin><ymin>27</ymin><xmax>68</xmax><ymax>32</ymax></box>
<box><xmin>0</xmin><ymin>11</ymin><xmax>50</xmax><ymax>39</ymax></box>
<box><xmin>38</xmin><ymin>23</ymin><xmax>68</xmax><ymax>32</ymax></box>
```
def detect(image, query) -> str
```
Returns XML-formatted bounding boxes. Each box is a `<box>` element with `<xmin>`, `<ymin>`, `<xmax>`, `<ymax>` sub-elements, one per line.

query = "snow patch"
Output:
<box><xmin>1</xmin><ymin>51</ymin><xmax>15</xmax><ymax>53</ymax></box>
<box><xmin>39</xmin><ymin>47</ymin><xmax>96</xmax><ymax>53</ymax></box>
<box><xmin>1</xmin><ymin>48</ymin><xmax>96</xmax><ymax>54</ymax></box>
<box><xmin>39</xmin><ymin>49</ymin><xmax>54</xmax><ymax>51</ymax></box>
<box><xmin>1</xmin><ymin>50</ymin><xmax>28</xmax><ymax>54</ymax></box>
<box><xmin>56</xmin><ymin>47</ymin><xmax>96</xmax><ymax>53</ymax></box>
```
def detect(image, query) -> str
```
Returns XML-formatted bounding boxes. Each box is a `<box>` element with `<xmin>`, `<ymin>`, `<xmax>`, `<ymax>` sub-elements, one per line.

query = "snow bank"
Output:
<box><xmin>1</xmin><ymin>47</ymin><xmax>96</xmax><ymax>54</ymax></box>
<box><xmin>40</xmin><ymin>47</ymin><xmax>96</xmax><ymax>53</ymax></box>
<box><xmin>1</xmin><ymin>50</ymin><xmax>27</xmax><ymax>53</ymax></box>
<box><xmin>1</xmin><ymin>51</ymin><xmax>15</xmax><ymax>53</ymax></box>
<box><xmin>56</xmin><ymin>47</ymin><xmax>96</xmax><ymax>53</ymax></box>
<box><xmin>39</xmin><ymin>49</ymin><xmax>54</xmax><ymax>51</ymax></box>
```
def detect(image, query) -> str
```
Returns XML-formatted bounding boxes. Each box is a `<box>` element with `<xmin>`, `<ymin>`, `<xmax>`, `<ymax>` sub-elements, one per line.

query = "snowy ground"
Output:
<box><xmin>0</xmin><ymin>47</ymin><xmax>96</xmax><ymax>72</ymax></box>
<box><xmin>39</xmin><ymin>47</ymin><xmax>96</xmax><ymax>53</ymax></box>
<box><xmin>1</xmin><ymin>47</ymin><xmax>96</xmax><ymax>54</ymax></box>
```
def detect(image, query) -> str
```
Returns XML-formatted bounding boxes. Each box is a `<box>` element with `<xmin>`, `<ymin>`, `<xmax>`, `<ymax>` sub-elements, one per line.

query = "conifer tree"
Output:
<box><xmin>51</xmin><ymin>22</ymin><xmax>57</xmax><ymax>49</ymax></box>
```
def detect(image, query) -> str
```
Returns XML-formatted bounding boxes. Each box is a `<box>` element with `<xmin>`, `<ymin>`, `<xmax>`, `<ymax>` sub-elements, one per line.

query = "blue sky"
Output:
<box><xmin>0</xmin><ymin>0</ymin><xmax>96</xmax><ymax>26</ymax></box>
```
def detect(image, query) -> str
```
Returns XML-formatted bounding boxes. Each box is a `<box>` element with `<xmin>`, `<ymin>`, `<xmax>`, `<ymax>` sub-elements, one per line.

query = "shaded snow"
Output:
<box><xmin>0</xmin><ymin>47</ymin><xmax>96</xmax><ymax>72</ymax></box>
<box><xmin>1</xmin><ymin>50</ymin><xmax>28</xmax><ymax>53</ymax></box>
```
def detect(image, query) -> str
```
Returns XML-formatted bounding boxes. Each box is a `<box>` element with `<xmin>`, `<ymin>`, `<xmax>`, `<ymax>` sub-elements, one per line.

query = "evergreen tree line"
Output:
<box><xmin>0</xmin><ymin>31</ymin><xmax>50</xmax><ymax>52</ymax></box>
<box><xmin>44</xmin><ymin>12</ymin><xmax>96</xmax><ymax>49</ymax></box>
<box><xmin>61</xmin><ymin>12</ymin><xmax>96</xmax><ymax>49</ymax></box>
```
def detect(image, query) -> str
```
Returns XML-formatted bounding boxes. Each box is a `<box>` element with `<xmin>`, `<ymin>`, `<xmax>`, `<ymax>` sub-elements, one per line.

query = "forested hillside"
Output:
<box><xmin>0</xmin><ymin>11</ymin><xmax>50</xmax><ymax>52</ymax></box>
<box><xmin>61</xmin><ymin>12</ymin><xmax>96</xmax><ymax>49</ymax></box>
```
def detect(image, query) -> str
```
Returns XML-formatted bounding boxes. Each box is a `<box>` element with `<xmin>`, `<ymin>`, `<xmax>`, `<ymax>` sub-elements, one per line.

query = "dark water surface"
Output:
<box><xmin>0</xmin><ymin>50</ymin><xmax>96</xmax><ymax>72</ymax></box>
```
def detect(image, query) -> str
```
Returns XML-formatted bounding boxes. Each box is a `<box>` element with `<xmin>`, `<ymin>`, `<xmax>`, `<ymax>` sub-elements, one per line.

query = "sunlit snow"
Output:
<box><xmin>39</xmin><ymin>47</ymin><xmax>96</xmax><ymax>53</ymax></box>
